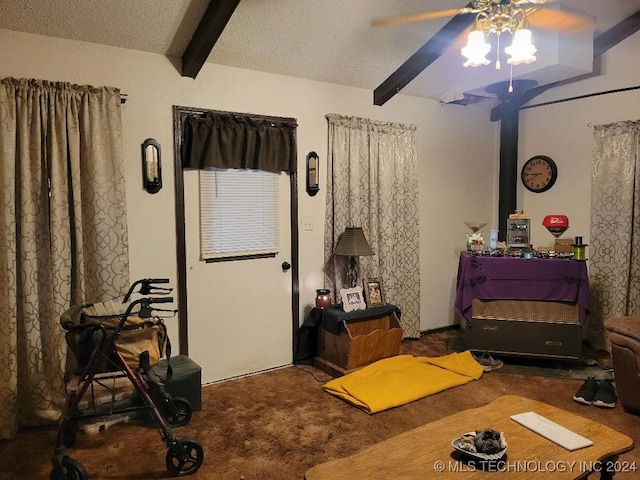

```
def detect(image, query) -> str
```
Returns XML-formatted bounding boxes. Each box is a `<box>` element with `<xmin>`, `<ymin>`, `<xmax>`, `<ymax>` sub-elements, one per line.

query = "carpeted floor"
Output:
<box><xmin>1</xmin><ymin>329</ymin><xmax>637</xmax><ymax>480</ymax></box>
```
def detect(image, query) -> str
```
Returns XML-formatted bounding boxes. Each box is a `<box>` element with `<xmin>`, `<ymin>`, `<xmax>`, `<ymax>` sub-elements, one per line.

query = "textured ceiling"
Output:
<box><xmin>1</xmin><ymin>0</ymin><xmax>639</xmax><ymax>104</ymax></box>
<box><xmin>0</xmin><ymin>0</ymin><xmax>209</xmax><ymax>56</ymax></box>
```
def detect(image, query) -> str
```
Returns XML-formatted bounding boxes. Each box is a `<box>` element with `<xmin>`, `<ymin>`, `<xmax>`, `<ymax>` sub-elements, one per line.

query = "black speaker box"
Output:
<box><xmin>152</xmin><ymin>355</ymin><xmax>202</xmax><ymax>411</ymax></box>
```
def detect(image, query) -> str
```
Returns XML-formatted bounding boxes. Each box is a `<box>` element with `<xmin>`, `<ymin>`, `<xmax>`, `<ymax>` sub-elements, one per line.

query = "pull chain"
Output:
<box><xmin>508</xmin><ymin>64</ymin><xmax>514</xmax><ymax>93</ymax></box>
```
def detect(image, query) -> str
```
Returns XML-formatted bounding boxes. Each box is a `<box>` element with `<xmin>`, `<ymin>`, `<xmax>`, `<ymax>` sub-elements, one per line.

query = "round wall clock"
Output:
<box><xmin>521</xmin><ymin>155</ymin><xmax>558</xmax><ymax>193</ymax></box>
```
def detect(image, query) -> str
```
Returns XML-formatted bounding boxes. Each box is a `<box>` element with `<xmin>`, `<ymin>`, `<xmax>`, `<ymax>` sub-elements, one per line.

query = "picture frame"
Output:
<box><xmin>340</xmin><ymin>287</ymin><xmax>366</xmax><ymax>313</ymax></box>
<box><xmin>363</xmin><ymin>277</ymin><xmax>386</xmax><ymax>308</ymax></box>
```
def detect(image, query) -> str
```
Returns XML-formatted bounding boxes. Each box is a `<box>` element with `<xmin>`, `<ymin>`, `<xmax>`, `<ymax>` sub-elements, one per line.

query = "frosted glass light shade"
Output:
<box><xmin>461</xmin><ymin>30</ymin><xmax>491</xmax><ymax>67</ymax></box>
<box><xmin>506</xmin><ymin>29</ymin><xmax>537</xmax><ymax>65</ymax></box>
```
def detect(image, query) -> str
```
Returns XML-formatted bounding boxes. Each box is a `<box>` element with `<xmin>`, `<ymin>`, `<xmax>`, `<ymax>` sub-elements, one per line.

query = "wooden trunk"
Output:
<box><xmin>314</xmin><ymin>311</ymin><xmax>403</xmax><ymax>376</ymax></box>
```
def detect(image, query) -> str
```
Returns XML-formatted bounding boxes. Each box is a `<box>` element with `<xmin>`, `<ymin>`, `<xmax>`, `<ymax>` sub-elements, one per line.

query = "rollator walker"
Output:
<box><xmin>51</xmin><ymin>278</ymin><xmax>203</xmax><ymax>479</ymax></box>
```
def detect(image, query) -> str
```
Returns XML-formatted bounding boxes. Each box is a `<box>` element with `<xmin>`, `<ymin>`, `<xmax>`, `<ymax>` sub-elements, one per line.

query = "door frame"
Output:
<box><xmin>172</xmin><ymin>105</ymin><xmax>300</xmax><ymax>358</ymax></box>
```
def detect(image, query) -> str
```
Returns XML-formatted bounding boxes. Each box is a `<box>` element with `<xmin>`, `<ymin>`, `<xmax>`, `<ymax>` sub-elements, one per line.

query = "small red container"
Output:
<box><xmin>315</xmin><ymin>289</ymin><xmax>331</xmax><ymax>309</ymax></box>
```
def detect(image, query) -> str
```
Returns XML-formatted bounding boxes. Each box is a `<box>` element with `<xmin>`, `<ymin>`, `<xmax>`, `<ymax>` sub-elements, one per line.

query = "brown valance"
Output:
<box><xmin>181</xmin><ymin>112</ymin><xmax>297</xmax><ymax>174</ymax></box>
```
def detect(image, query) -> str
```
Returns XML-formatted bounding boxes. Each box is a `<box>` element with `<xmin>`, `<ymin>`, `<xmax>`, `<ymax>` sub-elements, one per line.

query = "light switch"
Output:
<box><xmin>302</xmin><ymin>216</ymin><xmax>313</xmax><ymax>231</ymax></box>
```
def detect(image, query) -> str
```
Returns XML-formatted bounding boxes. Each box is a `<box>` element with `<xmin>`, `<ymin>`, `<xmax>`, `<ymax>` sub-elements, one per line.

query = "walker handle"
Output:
<box><xmin>149</xmin><ymin>297</ymin><xmax>174</xmax><ymax>304</ymax></box>
<box><xmin>135</xmin><ymin>297</ymin><xmax>174</xmax><ymax>319</ymax></box>
<box><xmin>123</xmin><ymin>278</ymin><xmax>172</xmax><ymax>302</ymax></box>
<box><xmin>140</xmin><ymin>279</ymin><xmax>172</xmax><ymax>296</ymax></box>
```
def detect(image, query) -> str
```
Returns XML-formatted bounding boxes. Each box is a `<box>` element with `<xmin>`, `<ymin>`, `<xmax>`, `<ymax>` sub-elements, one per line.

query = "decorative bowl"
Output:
<box><xmin>451</xmin><ymin>435</ymin><xmax>508</xmax><ymax>461</ymax></box>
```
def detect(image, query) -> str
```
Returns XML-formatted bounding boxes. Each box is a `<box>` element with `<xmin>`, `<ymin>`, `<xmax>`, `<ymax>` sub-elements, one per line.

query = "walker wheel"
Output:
<box><xmin>164</xmin><ymin>397</ymin><xmax>193</xmax><ymax>427</ymax></box>
<box><xmin>50</xmin><ymin>456</ymin><xmax>88</xmax><ymax>480</ymax></box>
<box><xmin>165</xmin><ymin>439</ymin><xmax>204</xmax><ymax>476</ymax></box>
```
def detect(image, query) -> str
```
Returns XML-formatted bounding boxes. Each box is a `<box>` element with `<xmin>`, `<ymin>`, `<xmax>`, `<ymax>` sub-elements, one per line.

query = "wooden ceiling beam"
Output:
<box><xmin>181</xmin><ymin>0</ymin><xmax>240</xmax><ymax>79</ymax></box>
<box><xmin>490</xmin><ymin>10</ymin><xmax>640</xmax><ymax>121</ymax></box>
<box><xmin>593</xmin><ymin>10</ymin><xmax>640</xmax><ymax>58</ymax></box>
<box><xmin>373</xmin><ymin>3</ymin><xmax>475</xmax><ymax>106</ymax></box>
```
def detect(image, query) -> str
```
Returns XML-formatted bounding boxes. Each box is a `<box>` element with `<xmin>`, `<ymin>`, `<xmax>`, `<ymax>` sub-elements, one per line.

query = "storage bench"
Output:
<box><xmin>313</xmin><ymin>306</ymin><xmax>403</xmax><ymax>376</ymax></box>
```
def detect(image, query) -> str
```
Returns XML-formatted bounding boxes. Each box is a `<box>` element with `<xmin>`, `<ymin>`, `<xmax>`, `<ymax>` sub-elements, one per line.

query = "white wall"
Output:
<box><xmin>416</xmin><ymin>103</ymin><xmax>498</xmax><ymax>328</ymax></box>
<box><xmin>4</xmin><ymin>26</ymin><xmax>636</xmax><ymax>358</ymax></box>
<box><xmin>0</xmin><ymin>28</ymin><xmax>497</xmax><ymax>362</ymax></box>
<box><xmin>518</xmin><ymin>33</ymin><xmax>640</xmax><ymax>249</ymax></box>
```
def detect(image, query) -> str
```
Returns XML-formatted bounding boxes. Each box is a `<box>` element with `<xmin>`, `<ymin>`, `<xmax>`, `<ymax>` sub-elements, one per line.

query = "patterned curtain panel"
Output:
<box><xmin>324</xmin><ymin>114</ymin><xmax>421</xmax><ymax>338</ymax></box>
<box><xmin>0</xmin><ymin>78</ymin><xmax>129</xmax><ymax>439</ymax></box>
<box><xmin>588</xmin><ymin>119</ymin><xmax>640</xmax><ymax>351</ymax></box>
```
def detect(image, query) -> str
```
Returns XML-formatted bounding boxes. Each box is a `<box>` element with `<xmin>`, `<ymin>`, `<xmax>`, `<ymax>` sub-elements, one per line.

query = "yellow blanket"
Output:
<box><xmin>322</xmin><ymin>351</ymin><xmax>483</xmax><ymax>414</ymax></box>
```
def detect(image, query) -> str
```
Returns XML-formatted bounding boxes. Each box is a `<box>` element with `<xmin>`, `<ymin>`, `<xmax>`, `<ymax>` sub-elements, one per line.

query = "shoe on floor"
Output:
<box><xmin>473</xmin><ymin>352</ymin><xmax>504</xmax><ymax>372</ymax></box>
<box><xmin>573</xmin><ymin>377</ymin><xmax>599</xmax><ymax>405</ymax></box>
<box><xmin>593</xmin><ymin>379</ymin><xmax>617</xmax><ymax>408</ymax></box>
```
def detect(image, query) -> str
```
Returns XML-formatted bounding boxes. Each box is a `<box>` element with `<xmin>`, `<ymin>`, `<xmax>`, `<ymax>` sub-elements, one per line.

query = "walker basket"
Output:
<box><xmin>62</xmin><ymin>298</ymin><xmax>168</xmax><ymax>374</ymax></box>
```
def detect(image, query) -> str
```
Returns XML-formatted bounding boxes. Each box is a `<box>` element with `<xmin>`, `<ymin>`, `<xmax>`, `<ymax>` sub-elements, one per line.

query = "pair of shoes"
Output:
<box><xmin>593</xmin><ymin>379</ymin><xmax>617</xmax><ymax>408</ymax></box>
<box><xmin>572</xmin><ymin>377</ymin><xmax>617</xmax><ymax>408</ymax></box>
<box><xmin>473</xmin><ymin>352</ymin><xmax>504</xmax><ymax>372</ymax></box>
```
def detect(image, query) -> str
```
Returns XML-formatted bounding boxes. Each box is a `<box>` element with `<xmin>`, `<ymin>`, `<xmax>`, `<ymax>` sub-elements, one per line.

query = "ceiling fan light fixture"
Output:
<box><xmin>460</xmin><ymin>1</ymin><xmax>539</xmax><ymax>69</ymax></box>
<box><xmin>461</xmin><ymin>30</ymin><xmax>491</xmax><ymax>67</ymax></box>
<box><xmin>505</xmin><ymin>28</ymin><xmax>537</xmax><ymax>65</ymax></box>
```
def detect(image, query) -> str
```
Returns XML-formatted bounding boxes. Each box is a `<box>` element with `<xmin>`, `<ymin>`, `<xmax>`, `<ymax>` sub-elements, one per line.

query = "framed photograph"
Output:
<box><xmin>363</xmin><ymin>277</ymin><xmax>386</xmax><ymax>308</ymax></box>
<box><xmin>340</xmin><ymin>287</ymin><xmax>366</xmax><ymax>313</ymax></box>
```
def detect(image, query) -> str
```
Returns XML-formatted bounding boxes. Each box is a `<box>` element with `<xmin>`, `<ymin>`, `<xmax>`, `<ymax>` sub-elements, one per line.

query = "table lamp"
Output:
<box><xmin>334</xmin><ymin>227</ymin><xmax>374</xmax><ymax>288</ymax></box>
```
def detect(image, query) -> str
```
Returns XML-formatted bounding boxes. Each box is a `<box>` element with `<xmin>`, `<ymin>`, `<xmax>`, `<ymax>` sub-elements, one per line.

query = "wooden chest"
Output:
<box><xmin>314</xmin><ymin>311</ymin><xmax>403</xmax><ymax>376</ymax></box>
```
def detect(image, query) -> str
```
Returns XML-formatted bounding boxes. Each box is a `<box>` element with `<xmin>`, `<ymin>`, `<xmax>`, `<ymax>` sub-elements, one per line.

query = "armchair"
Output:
<box><xmin>604</xmin><ymin>316</ymin><xmax>640</xmax><ymax>413</ymax></box>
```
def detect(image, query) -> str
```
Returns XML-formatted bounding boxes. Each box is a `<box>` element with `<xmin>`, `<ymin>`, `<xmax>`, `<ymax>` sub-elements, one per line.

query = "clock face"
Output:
<box><xmin>521</xmin><ymin>155</ymin><xmax>557</xmax><ymax>193</ymax></box>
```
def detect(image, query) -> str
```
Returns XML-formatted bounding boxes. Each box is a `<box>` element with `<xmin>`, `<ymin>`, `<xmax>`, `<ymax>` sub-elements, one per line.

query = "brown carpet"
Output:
<box><xmin>1</xmin><ymin>329</ymin><xmax>638</xmax><ymax>480</ymax></box>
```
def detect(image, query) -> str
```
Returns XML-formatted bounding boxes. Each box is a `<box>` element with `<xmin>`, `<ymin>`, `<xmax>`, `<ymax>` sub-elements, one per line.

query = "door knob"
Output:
<box><xmin>281</xmin><ymin>261</ymin><xmax>291</xmax><ymax>271</ymax></box>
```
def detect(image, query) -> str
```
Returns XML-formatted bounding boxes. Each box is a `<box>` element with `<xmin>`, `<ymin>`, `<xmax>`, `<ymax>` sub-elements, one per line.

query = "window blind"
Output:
<box><xmin>199</xmin><ymin>168</ymin><xmax>279</xmax><ymax>260</ymax></box>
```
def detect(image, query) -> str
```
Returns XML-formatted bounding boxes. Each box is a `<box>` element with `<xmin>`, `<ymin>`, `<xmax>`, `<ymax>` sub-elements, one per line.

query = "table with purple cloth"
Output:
<box><xmin>454</xmin><ymin>252</ymin><xmax>590</xmax><ymax>325</ymax></box>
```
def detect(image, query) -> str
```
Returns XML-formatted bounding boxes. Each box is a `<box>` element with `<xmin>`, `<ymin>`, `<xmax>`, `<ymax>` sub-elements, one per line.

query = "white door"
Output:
<box><xmin>183</xmin><ymin>170</ymin><xmax>293</xmax><ymax>384</ymax></box>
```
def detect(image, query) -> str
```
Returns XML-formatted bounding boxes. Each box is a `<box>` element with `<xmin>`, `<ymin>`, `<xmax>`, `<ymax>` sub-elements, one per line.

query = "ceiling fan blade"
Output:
<box><xmin>513</xmin><ymin>0</ymin><xmax>558</xmax><ymax>6</ymax></box>
<box><xmin>372</xmin><ymin>8</ymin><xmax>473</xmax><ymax>28</ymax></box>
<box><xmin>527</xmin><ymin>7</ymin><xmax>595</xmax><ymax>34</ymax></box>
<box><xmin>373</xmin><ymin>11</ymin><xmax>476</xmax><ymax>105</ymax></box>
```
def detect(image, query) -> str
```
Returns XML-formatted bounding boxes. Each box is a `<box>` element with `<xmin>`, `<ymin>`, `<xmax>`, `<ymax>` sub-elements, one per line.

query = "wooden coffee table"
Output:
<box><xmin>305</xmin><ymin>395</ymin><xmax>634</xmax><ymax>479</ymax></box>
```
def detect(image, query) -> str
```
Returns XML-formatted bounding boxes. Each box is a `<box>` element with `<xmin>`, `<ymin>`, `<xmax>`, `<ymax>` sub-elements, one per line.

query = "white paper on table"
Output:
<box><xmin>510</xmin><ymin>411</ymin><xmax>594</xmax><ymax>451</ymax></box>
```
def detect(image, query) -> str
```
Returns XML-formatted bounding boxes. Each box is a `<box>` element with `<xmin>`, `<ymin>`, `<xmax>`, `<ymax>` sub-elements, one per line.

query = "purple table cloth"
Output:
<box><xmin>454</xmin><ymin>252</ymin><xmax>590</xmax><ymax>325</ymax></box>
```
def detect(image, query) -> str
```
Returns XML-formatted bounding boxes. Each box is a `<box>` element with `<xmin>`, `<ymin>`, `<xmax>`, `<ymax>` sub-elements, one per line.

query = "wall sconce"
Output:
<box><xmin>306</xmin><ymin>151</ymin><xmax>319</xmax><ymax>196</ymax></box>
<box><xmin>142</xmin><ymin>138</ymin><xmax>162</xmax><ymax>194</ymax></box>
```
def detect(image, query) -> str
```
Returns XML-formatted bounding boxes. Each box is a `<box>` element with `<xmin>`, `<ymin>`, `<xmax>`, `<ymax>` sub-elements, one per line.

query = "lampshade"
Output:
<box><xmin>334</xmin><ymin>227</ymin><xmax>374</xmax><ymax>257</ymax></box>
<box><xmin>505</xmin><ymin>29</ymin><xmax>537</xmax><ymax>65</ymax></box>
<box><xmin>461</xmin><ymin>30</ymin><xmax>491</xmax><ymax>68</ymax></box>
<box><xmin>459</xmin><ymin>1</ymin><xmax>537</xmax><ymax>70</ymax></box>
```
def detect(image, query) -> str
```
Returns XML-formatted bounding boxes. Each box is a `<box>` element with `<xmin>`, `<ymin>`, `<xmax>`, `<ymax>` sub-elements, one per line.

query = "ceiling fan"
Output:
<box><xmin>373</xmin><ymin>1</ymin><xmax>592</xmax><ymax>68</ymax></box>
<box><xmin>372</xmin><ymin>0</ymin><xmax>593</xmax><ymax>100</ymax></box>
<box><xmin>372</xmin><ymin>0</ymin><xmax>592</xmax><ymax>34</ymax></box>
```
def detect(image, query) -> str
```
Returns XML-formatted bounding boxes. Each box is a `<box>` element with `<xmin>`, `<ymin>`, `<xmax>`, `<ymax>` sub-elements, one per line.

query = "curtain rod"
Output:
<box><xmin>521</xmin><ymin>85</ymin><xmax>640</xmax><ymax>110</ymax></box>
<box><xmin>120</xmin><ymin>94</ymin><xmax>127</xmax><ymax>104</ymax></box>
<box><xmin>173</xmin><ymin>104</ymin><xmax>296</xmax><ymax>125</ymax></box>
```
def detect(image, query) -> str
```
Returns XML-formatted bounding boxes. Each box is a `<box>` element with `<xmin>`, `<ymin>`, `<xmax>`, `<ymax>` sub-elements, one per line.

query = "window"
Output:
<box><xmin>199</xmin><ymin>168</ymin><xmax>279</xmax><ymax>260</ymax></box>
